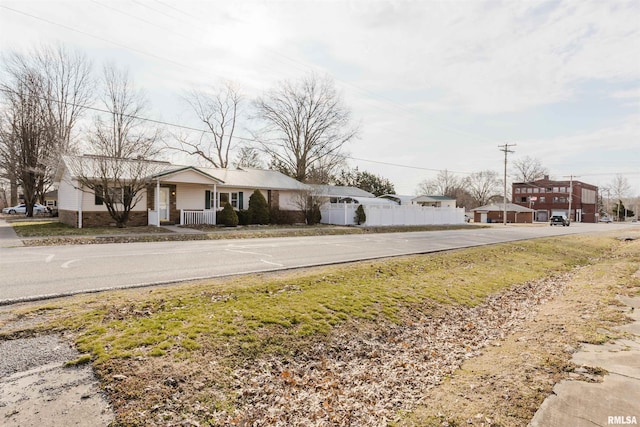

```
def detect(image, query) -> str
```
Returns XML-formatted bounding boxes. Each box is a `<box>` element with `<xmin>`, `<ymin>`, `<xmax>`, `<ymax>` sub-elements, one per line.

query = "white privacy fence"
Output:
<box><xmin>180</xmin><ymin>209</ymin><xmax>216</xmax><ymax>225</ymax></box>
<box><xmin>320</xmin><ymin>203</ymin><xmax>464</xmax><ymax>226</ymax></box>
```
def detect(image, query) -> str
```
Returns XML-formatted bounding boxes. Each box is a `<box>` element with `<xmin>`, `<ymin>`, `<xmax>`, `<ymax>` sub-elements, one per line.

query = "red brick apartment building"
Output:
<box><xmin>512</xmin><ymin>176</ymin><xmax>599</xmax><ymax>223</ymax></box>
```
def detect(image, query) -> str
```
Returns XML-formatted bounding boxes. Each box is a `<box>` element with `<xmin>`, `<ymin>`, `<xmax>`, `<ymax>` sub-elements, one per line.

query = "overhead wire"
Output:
<box><xmin>0</xmin><ymin>86</ymin><xmax>477</xmax><ymax>175</ymax></box>
<box><xmin>1</xmin><ymin>3</ymin><xmax>637</xmax><ymax>182</ymax></box>
<box><xmin>0</xmin><ymin>1</ymin><xmax>479</xmax><ymax>177</ymax></box>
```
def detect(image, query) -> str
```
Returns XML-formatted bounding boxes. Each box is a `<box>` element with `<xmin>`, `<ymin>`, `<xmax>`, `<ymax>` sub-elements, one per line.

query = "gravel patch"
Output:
<box><xmin>0</xmin><ymin>335</ymin><xmax>79</xmax><ymax>377</ymax></box>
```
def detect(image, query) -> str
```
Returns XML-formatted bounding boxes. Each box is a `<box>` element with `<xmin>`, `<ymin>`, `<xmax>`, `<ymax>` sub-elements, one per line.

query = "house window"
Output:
<box><xmin>219</xmin><ymin>192</ymin><xmax>239</xmax><ymax>208</ymax></box>
<box><xmin>205</xmin><ymin>190</ymin><xmax>212</xmax><ymax>209</ymax></box>
<box><xmin>539</xmin><ymin>197</ymin><xmax>546</xmax><ymax>203</ymax></box>
<box><xmin>106</xmin><ymin>187</ymin><xmax>133</xmax><ymax>204</ymax></box>
<box><xmin>95</xmin><ymin>185</ymin><xmax>104</xmax><ymax>205</ymax></box>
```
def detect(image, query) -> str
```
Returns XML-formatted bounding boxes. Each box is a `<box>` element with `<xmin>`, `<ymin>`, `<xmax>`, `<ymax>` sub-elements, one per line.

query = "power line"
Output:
<box><xmin>0</xmin><ymin>86</ymin><xmax>466</xmax><ymax>175</ymax></box>
<box><xmin>0</xmin><ymin>4</ymin><xmax>192</xmax><ymax>73</ymax></box>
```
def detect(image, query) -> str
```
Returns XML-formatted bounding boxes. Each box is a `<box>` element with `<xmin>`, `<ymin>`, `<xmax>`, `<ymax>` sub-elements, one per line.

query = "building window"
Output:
<box><xmin>104</xmin><ymin>187</ymin><xmax>132</xmax><ymax>204</ymax></box>
<box><xmin>539</xmin><ymin>196</ymin><xmax>545</xmax><ymax>203</ymax></box>
<box><xmin>520</xmin><ymin>197</ymin><xmax>527</xmax><ymax>203</ymax></box>
<box><xmin>95</xmin><ymin>185</ymin><xmax>104</xmax><ymax>205</ymax></box>
<box><xmin>219</xmin><ymin>192</ymin><xmax>239</xmax><ymax>208</ymax></box>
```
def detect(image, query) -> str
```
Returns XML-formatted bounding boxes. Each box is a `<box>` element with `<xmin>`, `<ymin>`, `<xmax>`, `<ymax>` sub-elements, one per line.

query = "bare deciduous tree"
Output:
<box><xmin>91</xmin><ymin>64</ymin><xmax>159</xmax><ymax>158</ymax></box>
<box><xmin>253</xmin><ymin>73</ymin><xmax>358</xmax><ymax>182</ymax></box>
<box><xmin>609</xmin><ymin>175</ymin><xmax>631</xmax><ymax>200</ymax></box>
<box><xmin>233</xmin><ymin>145</ymin><xmax>263</xmax><ymax>169</ymax></box>
<box><xmin>511</xmin><ymin>156</ymin><xmax>548</xmax><ymax>182</ymax></box>
<box><xmin>0</xmin><ymin>45</ymin><xmax>92</xmax><ymax>215</ymax></box>
<box><xmin>0</xmin><ymin>115</ymin><xmax>20</xmax><ymax>206</ymax></box>
<box><xmin>171</xmin><ymin>81</ymin><xmax>242</xmax><ymax>168</ymax></box>
<box><xmin>416</xmin><ymin>170</ymin><xmax>463</xmax><ymax>197</ymax></box>
<box><xmin>463</xmin><ymin>170</ymin><xmax>502</xmax><ymax>208</ymax></box>
<box><xmin>72</xmin><ymin>64</ymin><xmax>162</xmax><ymax>227</ymax></box>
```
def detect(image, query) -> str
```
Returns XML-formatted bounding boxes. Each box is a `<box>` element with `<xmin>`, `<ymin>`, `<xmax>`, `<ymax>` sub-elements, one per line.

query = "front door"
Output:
<box><xmin>159</xmin><ymin>187</ymin><xmax>170</xmax><ymax>221</ymax></box>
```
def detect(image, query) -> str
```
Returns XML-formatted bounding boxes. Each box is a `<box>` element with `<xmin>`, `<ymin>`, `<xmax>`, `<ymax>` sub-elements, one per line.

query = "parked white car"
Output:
<box><xmin>2</xmin><ymin>203</ymin><xmax>48</xmax><ymax>214</ymax></box>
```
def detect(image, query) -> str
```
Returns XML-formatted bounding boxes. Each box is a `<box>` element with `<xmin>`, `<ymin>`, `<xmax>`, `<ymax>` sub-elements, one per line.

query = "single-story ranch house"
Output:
<box><xmin>55</xmin><ymin>155</ymin><xmax>466</xmax><ymax>228</ymax></box>
<box><xmin>55</xmin><ymin>155</ymin><xmax>309</xmax><ymax>228</ymax></box>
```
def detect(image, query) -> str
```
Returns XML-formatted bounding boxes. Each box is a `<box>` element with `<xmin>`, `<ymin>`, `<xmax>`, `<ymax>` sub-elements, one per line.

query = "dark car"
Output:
<box><xmin>550</xmin><ymin>215</ymin><xmax>570</xmax><ymax>226</ymax></box>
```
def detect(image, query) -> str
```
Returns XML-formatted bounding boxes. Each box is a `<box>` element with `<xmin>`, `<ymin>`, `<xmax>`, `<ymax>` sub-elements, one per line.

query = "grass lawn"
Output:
<box><xmin>8</xmin><ymin>218</ymin><xmax>485</xmax><ymax>243</ymax></box>
<box><xmin>2</xmin><ymin>233</ymin><xmax>638</xmax><ymax>425</ymax></box>
<box><xmin>9</xmin><ymin>220</ymin><xmax>170</xmax><ymax>237</ymax></box>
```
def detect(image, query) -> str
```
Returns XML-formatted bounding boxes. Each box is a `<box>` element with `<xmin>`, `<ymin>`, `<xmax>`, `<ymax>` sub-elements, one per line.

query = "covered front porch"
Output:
<box><xmin>146</xmin><ymin>166</ymin><xmax>224</xmax><ymax>227</ymax></box>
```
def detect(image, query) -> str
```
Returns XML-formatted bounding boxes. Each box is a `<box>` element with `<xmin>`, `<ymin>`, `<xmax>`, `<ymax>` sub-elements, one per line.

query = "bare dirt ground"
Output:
<box><xmin>0</xmin><ymin>237</ymin><xmax>638</xmax><ymax>426</ymax></box>
<box><xmin>0</xmin><ymin>334</ymin><xmax>114</xmax><ymax>426</ymax></box>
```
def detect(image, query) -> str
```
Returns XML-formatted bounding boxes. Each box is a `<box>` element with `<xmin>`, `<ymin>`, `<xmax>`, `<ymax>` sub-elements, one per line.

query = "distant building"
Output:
<box><xmin>512</xmin><ymin>175</ymin><xmax>598</xmax><ymax>223</ymax></box>
<box><xmin>472</xmin><ymin>202</ymin><xmax>535</xmax><ymax>223</ymax></box>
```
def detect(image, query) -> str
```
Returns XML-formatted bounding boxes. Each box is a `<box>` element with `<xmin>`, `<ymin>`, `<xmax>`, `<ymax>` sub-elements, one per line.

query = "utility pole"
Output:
<box><xmin>563</xmin><ymin>174</ymin><xmax>578</xmax><ymax>222</ymax></box>
<box><xmin>499</xmin><ymin>143</ymin><xmax>516</xmax><ymax>225</ymax></box>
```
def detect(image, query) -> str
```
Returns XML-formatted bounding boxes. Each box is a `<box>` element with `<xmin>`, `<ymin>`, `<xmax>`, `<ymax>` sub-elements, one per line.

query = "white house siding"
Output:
<box><xmin>79</xmin><ymin>188</ymin><xmax>148</xmax><ymax>212</ymax></box>
<box><xmin>176</xmin><ymin>184</ymin><xmax>209</xmax><ymax>210</ymax></box>
<box><xmin>278</xmin><ymin>191</ymin><xmax>301</xmax><ymax>210</ymax></box>
<box><xmin>57</xmin><ymin>171</ymin><xmax>78</xmax><ymax>210</ymax></box>
<box><xmin>166</xmin><ymin>169</ymin><xmax>217</xmax><ymax>185</ymax></box>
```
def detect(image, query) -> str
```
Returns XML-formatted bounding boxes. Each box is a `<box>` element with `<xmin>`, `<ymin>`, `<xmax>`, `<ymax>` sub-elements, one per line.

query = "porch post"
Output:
<box><xmin>213</xmin><ymin>183</ymin><xmax>217</xmax><ymax>225</ymax></box>
<box><xmin>77</xmin><ymin>182</ymin><xmax>83</xmax><ymax>229</ymax></box>
<box><xmin>155</xmin><ymin>178</ymin><xmax>160</xmax><ymax>227</ymax></box>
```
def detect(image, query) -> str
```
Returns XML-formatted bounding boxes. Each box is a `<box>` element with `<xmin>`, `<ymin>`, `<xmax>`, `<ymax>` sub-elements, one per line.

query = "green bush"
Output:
<box><xmin>248</xmin><ymin>189</ymin><xmax>270</xmax><ymax>224</ymax></box>
<box><xmin>237</xmin><ymin>209</ymin><xmax>251</xmax><ymax>226</ymax></box>
<box><xmin>355</xmin><ymin>204</ymin><xmax>366</xmax><ymax>225</ymax></box>
<box><xmin>218</xmin><ymin>203</ymin><xmax>239</xmax><ymax>227</ymax></box>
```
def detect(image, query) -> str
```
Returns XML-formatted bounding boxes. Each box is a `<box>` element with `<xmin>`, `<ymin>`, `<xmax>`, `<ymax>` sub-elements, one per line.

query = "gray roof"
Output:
<box><xmin>339</xmin><ymin>197</ymin><xmax>396</xmax><ymax>205</ymax></box>
<box><xmin>57</xmin><ymin>155</ymin><xmax>173</xmax><ymax>182</ymax></box>
<box><xmin>199</xmin><ymin>167</ymin><xmax>310</xmax><ymax>191</ymax></box>
<box><xmin>412</xmin><ymin>195</ymin><xmax>456</xmax><ymax>202</ymax></box>
<box><xmin>472</xmin><ymin>203</ymin><xmax>535</xmax><ymax>213</ymax></box>
<box><xmin>378</xmin><ymin>194</ymin><xmax>413</xmax><ymax>205</ymax></box>
<box><xmin>309</xmin><ymin>185</ymin><xmax>374</xmax><ymax>198</ymax></box>
<box><xmin>57</xmin><ymin>156</ymin><xmax>309</xmax><ymax>191</ymax></box>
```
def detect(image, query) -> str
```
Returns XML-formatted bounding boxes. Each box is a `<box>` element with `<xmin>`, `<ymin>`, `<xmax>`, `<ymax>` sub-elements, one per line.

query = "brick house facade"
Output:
<box><xmin>512</xmin><ymin>176</ymin><xmax>598</xmax><ymax>223</ymax></box>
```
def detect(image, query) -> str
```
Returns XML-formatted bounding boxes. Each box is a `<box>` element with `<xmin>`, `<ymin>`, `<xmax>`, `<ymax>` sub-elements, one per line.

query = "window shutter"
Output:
<box><xmin>205</xmin><ymin>190</ymin><xmax>211</xmax><ymax>209</ymax></box>
<box><xmin>239</xmin><ymin>192</ymin><xmax>244</xmax><ymax>210</ymax></box>
<box><xmin>95</xmin><ymin>185</ymin><xmax>104</xmax><ymax>205</ymax></box>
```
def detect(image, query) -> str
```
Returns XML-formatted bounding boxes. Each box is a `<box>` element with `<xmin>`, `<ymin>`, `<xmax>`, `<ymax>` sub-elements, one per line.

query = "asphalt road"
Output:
<box><xmin>0</xmin><ymin>223</ymin><xmax>635</xmax><ymax>304</ymax></box>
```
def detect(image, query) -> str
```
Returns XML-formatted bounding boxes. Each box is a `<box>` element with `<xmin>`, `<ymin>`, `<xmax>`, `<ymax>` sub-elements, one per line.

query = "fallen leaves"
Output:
<box><xmin>206</xmin><ymin>273</ymin><xmax>574</xmax><ymax>426</ymax></box>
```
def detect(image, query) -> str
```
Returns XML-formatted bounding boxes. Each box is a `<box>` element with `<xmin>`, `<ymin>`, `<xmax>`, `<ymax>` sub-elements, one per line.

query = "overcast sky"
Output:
<box><xmin>1</xmin><ymin>0</ymin><xmax>638</xmax><ymax>196</ymax></box>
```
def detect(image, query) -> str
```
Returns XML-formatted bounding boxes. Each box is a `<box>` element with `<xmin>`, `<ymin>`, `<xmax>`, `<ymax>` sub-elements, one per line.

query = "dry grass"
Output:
<box><xmin>1</xmin><ymin>233</ymin><xmax>638</xmax><ymax>426</ymax></box>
